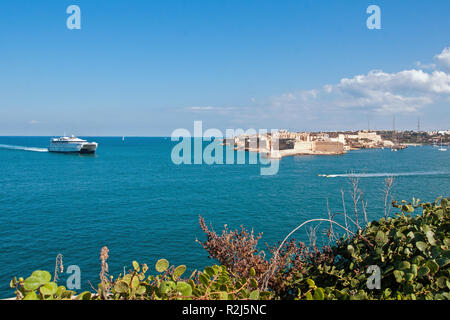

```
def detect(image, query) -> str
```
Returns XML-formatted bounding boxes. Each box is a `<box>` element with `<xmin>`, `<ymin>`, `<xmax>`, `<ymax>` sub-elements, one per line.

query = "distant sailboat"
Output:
<box><xmin>122</xmin><ymin>136</ymin><xmax>125</xmax><ymax>141</ymax></box>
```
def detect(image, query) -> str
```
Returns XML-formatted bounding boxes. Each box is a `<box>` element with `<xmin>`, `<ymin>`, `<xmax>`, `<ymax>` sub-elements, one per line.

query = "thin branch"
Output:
<box><xmin>326</xmin><ymin>199</ymin><xmax>336</xmax><ymax>243</ymax></box>
<box><xmin>54</xmin><ymin>254</ymin><xmax>64</xmax><ymax>283</ymax></box>
<box><xmin>349</xmin><ymin>175</ymin><xmax>362</xmax><ymax>230</ymax></box>
<box><xmin>384</xmin><ymin>177</ymin><xmax>394</xmax><ymax>219</ymax></box>
<box><xmin>341</xmin><ymin>189</ymin><xmax>350</xmax><ymax>239</ymax></box>
<box><xmin>262</xmin><ymin>218</ymin><xmax>355</xmax><ymax>290</ymax></box>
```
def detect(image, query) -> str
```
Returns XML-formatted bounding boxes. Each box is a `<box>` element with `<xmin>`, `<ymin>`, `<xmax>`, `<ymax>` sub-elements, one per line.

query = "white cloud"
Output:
<box><xmin>187</xmin><ymin>106</ymin><xmax>239</xmax><ymax>113</ymax></box>
<box><xmin>414</xmin><ymin>61</ymin><xmax>436</xmax><ymax>70</ymax></box>
<box><xmin>28</xmin><ymin>120</ymin><xmax>41</xmax><ymax>124</ymax></box>
<box><xmin>189</xmin><ymin>106</ymin><xmax>214</xmax><ymax>111</ymax></box>
<box><xmin>270</xmin><ymin>50</ymin><xmax>450</xmax><ymax>115</ymax></box>
<box><xmin>181</xmin><ymin>47</ymin><xmax>450</xmax><ymax>130</ymax></box>
<box><xmin>435</xmin><ymin>47</ymin><xmax>450</xmax><ymax>69</ymax></box>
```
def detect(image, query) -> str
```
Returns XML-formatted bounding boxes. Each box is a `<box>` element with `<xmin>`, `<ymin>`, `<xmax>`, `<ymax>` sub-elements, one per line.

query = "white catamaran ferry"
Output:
<box><xmin>48</xmin><ymin>135</ymin><xmax>98</xmax><ymax>154</ymax></box>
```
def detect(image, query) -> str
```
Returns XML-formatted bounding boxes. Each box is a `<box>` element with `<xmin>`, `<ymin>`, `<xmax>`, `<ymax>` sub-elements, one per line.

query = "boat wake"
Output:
<box><xmin>0</xmin><ymin>144</ymin><xmax>48</xmax><ymax>153</ymax></box>
<box><xmin>319</xmin><ymin>171</ymin><xmax>450</xmax><ymax>178</ymax></box>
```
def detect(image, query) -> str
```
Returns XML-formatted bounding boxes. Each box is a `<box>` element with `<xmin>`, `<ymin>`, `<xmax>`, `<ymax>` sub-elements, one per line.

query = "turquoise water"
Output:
<box><xmin>0</xmin><ymin>137</ymin><xmax>448</xmax><ymax>298</ymax></box>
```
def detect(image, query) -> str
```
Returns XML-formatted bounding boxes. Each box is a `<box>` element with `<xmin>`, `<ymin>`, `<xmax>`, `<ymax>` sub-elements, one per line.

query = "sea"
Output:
<box><xmin>0</xmin><ymin>136</ymin><xmax>448</xmax><ymax>298</ymax></box>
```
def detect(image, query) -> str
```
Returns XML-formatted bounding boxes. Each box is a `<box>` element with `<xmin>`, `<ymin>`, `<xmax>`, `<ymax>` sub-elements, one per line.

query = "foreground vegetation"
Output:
<box><xmin>9</xmin><ymin>197</ymin><xmax>449</xmax><ymax>300</ymax></box>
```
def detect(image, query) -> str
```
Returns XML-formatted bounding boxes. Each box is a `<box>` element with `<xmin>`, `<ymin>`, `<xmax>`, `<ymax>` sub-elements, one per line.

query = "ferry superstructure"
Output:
<box><xmin>48</xmin><ymin>136</ymin><xmax>98</xmax><ymax>154</ymax></box>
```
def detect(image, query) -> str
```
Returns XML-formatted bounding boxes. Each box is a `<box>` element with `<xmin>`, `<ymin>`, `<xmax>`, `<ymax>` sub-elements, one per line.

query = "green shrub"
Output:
<box><xmin>10</xmin><ymin>259</ymin><xmax>270</xmax><ymax>300</ymax></box>
<box><xmin>9</xmin><ymin>197</ymin><xmax>449</xmax><ymax>300</ymax></box>
<box><xmin>282</xmin><ymin>197</ymin><xmax>449</xmax><ymax>300</ymax></box>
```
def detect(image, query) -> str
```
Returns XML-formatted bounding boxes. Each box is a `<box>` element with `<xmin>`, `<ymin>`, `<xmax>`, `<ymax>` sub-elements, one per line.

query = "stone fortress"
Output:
<box><xmin>226</xmin><ymin>130</ymin><xmax>397</xmax><ymax>159</ymax></box>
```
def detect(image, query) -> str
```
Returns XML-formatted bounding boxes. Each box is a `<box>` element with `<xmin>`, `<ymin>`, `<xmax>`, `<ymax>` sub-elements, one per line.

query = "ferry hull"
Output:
<box><xmin>48</xmin><ymin>150</ymin><xmax>97</xmax><ymax>154</ymax></box>
<box><xmin>48</xmin><ymin>144</ymin><xmax>83</xmax><ymax>153</ymax></box>
<box><xmin>80</xmin><ymin>143</ymin><xmax>98</xmax><ymax>154</ymax></box>
<box><xmin>48</xmin><ymin>150</ymin><xmax>81</xmax><ymax>153</ymax></box>
<box><xmin>48</xmin><ymin>139</ymin><xmax>98</xmax><ymax>154</ymax></box>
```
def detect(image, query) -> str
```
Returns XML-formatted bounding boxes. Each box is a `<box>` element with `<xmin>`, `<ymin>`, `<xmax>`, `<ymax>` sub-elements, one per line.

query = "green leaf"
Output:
<box><xmin>62</xmin><ymin>290</ymin><xmax>75</xmax><ymax>299</ymax></box>
<box><xmin>412</xmin><ymin>255</ymin><xmax>424</xmax><ymax>265</ymax></box>
<box><xmin>350</xmin><ymin>279</ymin><xmax>359</xmax><ymax>288</ymax></box>
<box><xmin>402</xmin><ymin>204</ymin><xmax>414</xmax><ymax>213</ymax></box>
<box><xmin>424</xmin><ymin>260</ymin><xmax>439</xmax><ymax>275</ymax></box>
<box><xmin>375</xmin><ymin>231</ymin><xmax>388</xmax><ymax>245</ymax></box>
<box><xmin>176</xmin><ymin>282</ymin><xmax>192</xmax><ymax>297</ymax></box>
<box><xmin>23</xmin><ymin>277</ymin><xmax>42</xmax><ymax>291</ymax></box>
<box><xmin>55</xmin><ymin>286</ymin><xmax>66</xmax><ymax>297</ymax></box>
<box><xmin>219</xmin><ymin>292</ymin><xmax>228</xmax><ymax>300</ymax></box>
<box><xmin>31</xmin><ymin>270</ymin><xmax>51</xmax><ymax>283</ymax></box>
<box><xmin>249</xmin><ymin>290</ymin><xmax>260</xmax><ymax>300</ymax></box>
<box><xmin>347</xmin><ymin>245</ymin><xmax>355</xmax><ymax>256</ymax></box>
<box><xmin>76</xmin><ymin>291</ymin><xmax>92</xmax><ymax>300</ymax></box>
<box><xmin>23</xmin><ymin>291</ymin><xmax>39</xmax><ymax>300</ymax></box>
<box><xmin>157</xmin><ymin>281</ymin><xmax>176</xmax><ymax>296</ymax></box>
<box><xmin>417</xmin><ymin>265</ymin><xmax>430</xmax><ymax>277</ymax></box>
<box><xmin>204</xmin><ymin>266</ymin><xmax>215</xmax><ymax>277</ymax></box>
<box><xmin>136</xmin><ymin>285</ymin><xmax>146</xmax><ymax>295</ymax></box>
<box><xmin>436</xmin><ymin>258</ymin><xmax>450</xmax><ymax>268</ymax></box>
<box><xmin>40</xmin><ymin>282</ymin><xmax>58</xmax><ymax>296</ymax></box>
<box><xmin>425</xmin><ymin>231</ymin><xmax>436</xmax><ymax>246</ymax></box>
<box><xmin>23</xmin><ymin>270</ymin><xmax>52</xmax><ymax>291</ymax></box>
<box><xmin>306</xmin><ymin>278</ymin><xmax>315</xmax><ymax>289</ymax></box>
<box><xmin>114</xmin><ymin>280</ymin><xmax>129</xmax><ymax>293</ymax></box>
<box><xmin>405</xmin><ymin>273</ymin><xmax>414</xmax><ymax>282</ymax></box>
<box><xmin>9</xmin><ymin>277</ymin><xmax>17</xmax><ymax>289</ymax></box>
<box><xmin>393</xmin><ymin>270</ymin><xmax>404</xmax><ymax>283</ymax></box>
<box><xmin>199</xmin><ymin>274</ymin><xmax>210</xmax><ymax>287</ymax></box>
<box><xmin>155</xmin><ymin>259</ymin><xmax>169</xmax><ymax>273</ymax></box>
<box><xmin>313</xmin><ymin>288</ymin><xmax>325</xmax><ymax>300</ymax></box>
<box><xmin>130</xmin><ymin>276</ymin><xmax>140</xmax><ymax>289</ymax></box>
<box><xmin>132</xmin><ymin>261</ymin><xmax>140</xmax><ymax>272</ymax></box>
<box><xmin>410</xmin><ymin>264</ymin><xmax>418</xmax><ymax>276</ymax></box>
<box><xmin>173</xmin><ymin>265</ymin><xmax>187</xmax><ymax>279</ymax></box>
<box><xmin>398</xmin><ymin>261</ymin><xmax>411</xmax><ymax>271</ymax></box>
<box><xmin>436</xmin><ymin>277</ymin><xmax>448</xmax><ymax>289</ymax></box>
<box><xmin>249</xmin><ymin>267</ymin><xmax>256</xmax><ymax>278</ymax></box>
<box><xmin>416</xmin><ymin>241</ymin><xmax>428</xmax><ymax>252</ymax></box>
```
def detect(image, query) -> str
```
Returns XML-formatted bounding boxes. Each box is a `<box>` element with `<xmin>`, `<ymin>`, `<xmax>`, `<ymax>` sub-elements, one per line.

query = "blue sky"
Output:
<box><xmin>0</xmin><ymin>0</ymin><xmax>449</xmax><ymax>136</ymax></box>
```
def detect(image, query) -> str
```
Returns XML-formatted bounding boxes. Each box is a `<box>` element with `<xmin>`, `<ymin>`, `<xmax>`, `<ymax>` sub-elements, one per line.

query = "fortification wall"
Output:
<box><xmin>314</xmin><ymin>141</ymin><xmax>344</xmax><ymax>153</ymax></box>
<box><xmin>293</xmin><ymin>141</ymin><xmax>314</xmax><ymax>152</ymax></box>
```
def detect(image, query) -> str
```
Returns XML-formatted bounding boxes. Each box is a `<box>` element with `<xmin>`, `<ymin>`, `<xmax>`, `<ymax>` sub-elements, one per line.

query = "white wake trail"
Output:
<box><xmin>320</xmin><ymin>172</ymin><xmax>449</xmax><ymax>178</ymax></box>
<box><xmin>0</xmin><ymin>144</ymin><xmax>48</xmax><ymax>153</ymax></box>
